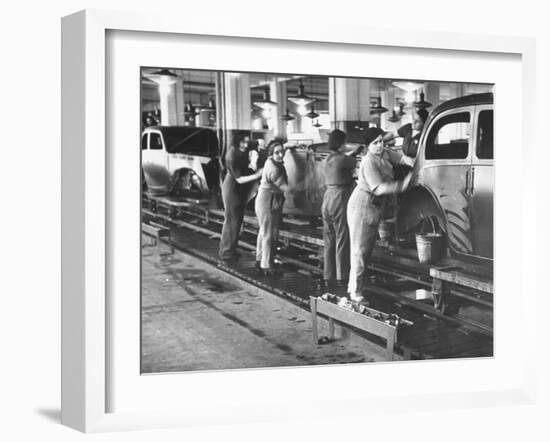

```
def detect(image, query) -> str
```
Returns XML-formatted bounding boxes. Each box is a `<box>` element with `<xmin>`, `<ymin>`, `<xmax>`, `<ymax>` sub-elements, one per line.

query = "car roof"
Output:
<box><xmin>431</xmin><ymin>92</ymin><xmax>493</xmax><ymax>117</ymax></box>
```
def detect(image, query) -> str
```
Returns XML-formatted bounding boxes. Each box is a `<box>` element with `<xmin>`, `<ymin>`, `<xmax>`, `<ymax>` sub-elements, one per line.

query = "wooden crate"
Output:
<box><xmin>310</xmin><ymin>296</ymin><xmax>398</xmax><ymax>361</ymax></box>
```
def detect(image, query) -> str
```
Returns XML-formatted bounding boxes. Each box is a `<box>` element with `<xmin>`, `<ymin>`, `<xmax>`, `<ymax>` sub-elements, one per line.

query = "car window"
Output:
<box><xmin>141</xmin><ymin>134</ymin><xmax>148</xmax><ymax>150</ymax></box>
<box><xmin>476</xmin><ymin>110</ymin><xmax>493</xmax><ymax>160</ymax></box>
<box><xmin>149</xmin><ymin>132</ymin><xmax>163</xmax><ymax>150</ymax></box>
<box><xmin>425</xmin><ymin>112</ymin><xmax>471</xmax><ymax>160</ymax></box>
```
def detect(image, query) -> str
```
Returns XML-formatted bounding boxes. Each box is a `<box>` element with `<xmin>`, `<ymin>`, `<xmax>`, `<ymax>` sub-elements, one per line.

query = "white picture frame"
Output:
<box><xmin>61</xmin><ymin>9</ymin><xmax>537</xmax><ymax>433</ymax></box>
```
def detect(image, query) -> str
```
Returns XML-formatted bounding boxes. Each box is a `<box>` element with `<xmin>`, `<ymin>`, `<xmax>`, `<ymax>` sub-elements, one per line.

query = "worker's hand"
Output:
<box><xmin>400</xmin><ymin>172</ymin><xmax>413</xmax><ymax>192</ymax></box>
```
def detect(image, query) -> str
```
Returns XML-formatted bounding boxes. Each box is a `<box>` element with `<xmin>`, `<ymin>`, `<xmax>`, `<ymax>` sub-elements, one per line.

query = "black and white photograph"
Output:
<box><xmin>140</xmin><ymin>68</ymin><xmax>494</xmax><ymax>373</ymax></box>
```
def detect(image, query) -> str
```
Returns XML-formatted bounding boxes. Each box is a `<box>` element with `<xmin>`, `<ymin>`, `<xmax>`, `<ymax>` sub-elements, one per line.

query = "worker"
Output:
<box><xmin>347</xmin><ymin>127</ymin><xmax>414</xmax><ymax>303</ymax></box>
<box><xmin>254</xmin><ymin>140</ymin><xmax>288</xmax><ymax>275</ymax></box>
<box><xmin>398</xmin><ymin>108</ymin><xmax>428</xmax><ymax>158</ymax></box>
<box><xmin>320</xmin><ymin>129</ymin><xmax>358</xmax><ymax>289</ymax></box>
<box><xmin>218</xmin><ymin>135</ymin><xmax>263</xmax><ymax>262</ymax></box>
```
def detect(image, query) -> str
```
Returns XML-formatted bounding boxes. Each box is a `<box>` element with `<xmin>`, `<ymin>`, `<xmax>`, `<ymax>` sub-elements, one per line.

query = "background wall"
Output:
<box><xmin>0</xmin><ymin>1</ymin><xmax>547</xmax><ymax>440</ymax></box>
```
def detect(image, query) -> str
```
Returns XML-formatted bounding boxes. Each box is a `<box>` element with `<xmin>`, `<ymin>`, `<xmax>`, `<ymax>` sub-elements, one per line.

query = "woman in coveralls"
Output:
<box><xmin>321</xmin><ymin>129</ymin><xmax>358</xmax><ymax>288</ymax></box>
<box><xmin>254</xmin><ymin>140</ymin><xmax>288</xmax><ymax>275</ymax></box>
<box><xmin>219</xmin><ymin>135</ymin><xmax>263</xmax><ymax>262</ymax></box>
<box><xmin>347</xmin><ymin>127</ymin><xmax>414</xmax><ymax>303</ymax></box>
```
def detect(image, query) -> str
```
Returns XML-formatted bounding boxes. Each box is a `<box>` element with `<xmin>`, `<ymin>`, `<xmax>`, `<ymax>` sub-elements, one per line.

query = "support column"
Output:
<box><xmin>174</xmin><ymin>78</ymin><xmax>185</xmax><ymax>125</ymax></box>
<box><xmin>224</xmin><ymin>73</ymin><xmax>251</xmax><ymax>130</ymax></box>
<box><xmin>270</xmin><ymin>80</ymin><xmax>287</xmax><ymax>140</ymax></box>
<box><xmin>381</xmin><ymin>85</ymin><xmax>397</xmax><ymax>132</ymax></box>
<box><xmin>158</xmin><ymin>76</ymin><xmax>183</xmax><ymax>126</ymax></box>
<box><xmin>329</xmin><ymin>78</ymin><xmax>370</xmax><ymax>131</ymax></box>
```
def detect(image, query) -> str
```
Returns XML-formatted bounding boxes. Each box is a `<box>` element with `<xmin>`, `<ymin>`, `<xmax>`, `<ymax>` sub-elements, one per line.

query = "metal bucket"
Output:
<box><xmin>415</xmin><ymin>233</ymin><xmax>443</xmax><ymax>264</ymax></box>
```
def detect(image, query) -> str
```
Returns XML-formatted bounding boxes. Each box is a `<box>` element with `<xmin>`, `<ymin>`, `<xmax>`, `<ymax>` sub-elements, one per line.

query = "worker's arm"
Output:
<box><xmin>234</xmin><ymin>169</ymin><xmax>263</xmax><ymax>184</ymax></box>
<box><xmin>226</xmin><ymin>149</ymin><xmax>263</xmax><ymax>184</ymax></box>
<box><xmin>363</xmin><ymin>157</ymin><xmax>412</xmax><ymax>196</ymax></box>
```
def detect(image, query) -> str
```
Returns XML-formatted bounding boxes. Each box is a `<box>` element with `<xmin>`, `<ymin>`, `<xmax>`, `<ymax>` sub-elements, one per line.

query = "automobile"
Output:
<box><xmin>141</xmin><ymin>126</ymin><xmax>220</xmax><ymax>197</ymax></box>
<box><xmin>396</xmin><ymin>93</ymin><xmax>494</xmax><ymax>261</ymax></box>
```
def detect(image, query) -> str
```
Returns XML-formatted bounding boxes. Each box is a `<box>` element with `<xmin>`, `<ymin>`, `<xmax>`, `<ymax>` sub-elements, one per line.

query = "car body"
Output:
<box><xmin>396</xmin><ymin>93</ymin><xmax>494</xmax><ymax>261</ymax></box>
<box><xmin>281</xmin><ymin>142</ymin><xmax>362</xmax><ymax>217</ymax></box>
<box><xmin>141</xmin><ymin>126</ymin><xmax>220</xmax><ymax>196</ymax></box>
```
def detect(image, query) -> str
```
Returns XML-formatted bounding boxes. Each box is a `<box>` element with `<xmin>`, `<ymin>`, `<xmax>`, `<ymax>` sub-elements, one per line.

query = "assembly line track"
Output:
<box><xmin>142</xmin><ymin>198</ymin><xmax>493</xmax><ymax>338</ymax></box>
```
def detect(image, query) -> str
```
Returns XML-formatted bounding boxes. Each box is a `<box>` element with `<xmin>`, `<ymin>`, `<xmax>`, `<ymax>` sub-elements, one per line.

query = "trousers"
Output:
<box><xmin>219</xmin><ymin>177</ymin><xmax>246</xmax><ymax>259</ymax></box>
<box><xmin>322</xmin><ymin>187</ymin><xmax>351</xmax><ymax>281</ymax></box>
<box><xmin>347</xmin><ymin>187</ymin><xmax>384</xmax><ymax>298</ymax></box>
<box><xmin>254</xmin><ymin>189</ymin><xmax>284</xmax><ymax>269</ymax></box>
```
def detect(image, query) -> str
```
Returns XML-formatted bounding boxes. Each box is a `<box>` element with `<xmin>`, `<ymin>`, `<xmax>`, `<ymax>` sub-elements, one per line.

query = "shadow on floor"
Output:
<box><xmin>35</xmin><ymin>408</ymin><xmax>61</xmax><ymax>423</ymax></box>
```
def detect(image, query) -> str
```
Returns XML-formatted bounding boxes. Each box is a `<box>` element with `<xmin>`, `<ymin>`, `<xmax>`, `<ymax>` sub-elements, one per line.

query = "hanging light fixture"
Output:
<box><xmin>370</xmin><ymin>96</ymin><xmax>388</xmax><ymax>115</ymax></box>
<box><xmin>287</xmin><ymin>78</ymin><xmax>315</xmax><ymax>106</ymax></box>
<box><xmin>280</xmin><ymin>108</ymin><xmax>295</xmax><ymax>121</ymax></box>
<box><xmin>387</xmin><ymin>110</ymin><xmax>401</xmax><ymax>123</ymax></box>
<box><xmin>413</xmin><ymin>90</ymin><xmax>432</xmax><ymax>109</ymax></box>
<box><xmin>304</xmin><ymin>77</ymin><xmax>319</xmax><ymax>119</ymax></box>
<box><xmin>370</xmin><ymin>79</ymin><xmax>388</xmax><ymax>115</ymax></box>
<box><xmin>313</xmin><ymin>119</ymin><xmax>322</xmax><ymax>128</ymax></box>
<box><xmin>306</xmin><ymin>104</ymin><xmax>319</xmax><ymax>119</ymax></box>
<box><xmin>147</xmin><ymin>68</ymin><xmax>179</xmax><ymax>86</ymax></box>
<box><xmin>253</xmin><ymin>87</ymin><xmax>277</xmax><ymax>109</ymax></box>
<box><xmin>254</xmin><ymin>75</ymin><xmax>277</xmax><ymax>109</ymax></box>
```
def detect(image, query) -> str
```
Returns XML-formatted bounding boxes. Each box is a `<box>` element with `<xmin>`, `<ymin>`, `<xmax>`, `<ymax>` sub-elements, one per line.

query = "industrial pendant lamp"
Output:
<box><xmin>313</xmin><ymin>119</ymin><xmax>322</xmax><ymax>128</ymax></box>
<box><xmin>147</xmin><ymin>68</ymin><xmax>179</xmax><ymax>86</ymax></box>
<box><xmin>305</xmin><ymin>104</ymin><xmax>319</xmax><ymax>119</ymax></box>
<box><xmin>370</xmin><ymin>96</ymin><xmax>388</xmax><ymax>115</ymax></box>
<box><xmin>387</xmin><ymin>111</ymin><xmax>401</xmax><ymax>123</ymax></box>
<box><xmin>413</xmin><ymin>90</ymin><xmax>432</xmax><ymax>110</ymax></box>
<box><xmin>254</xmin><ymin>74</ymin><xmax>277</xmax><ymax>109</ymax></box>
<box><xmin>280</xmin><ymin>108</ymin><xmax>295</xmax><ymax>121</ymax></box>
<box><xmin>370</xmin><ymin>79</ymin><xmax>388</xmax><ymax>115</ymax></box>
<box><xmin>287</xmin><ymin>78</ymin><xmax>314</xmax><ymax>106</ymax></box>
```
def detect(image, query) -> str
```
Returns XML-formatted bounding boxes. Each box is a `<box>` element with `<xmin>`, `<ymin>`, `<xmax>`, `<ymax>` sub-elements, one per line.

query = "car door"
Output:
<box><xmin>469</xmin><ymin>105</ymin><xmax>494</xmax><ymax>258</ymax></box>
<box><xmin>143</xmin><ymin>130</ymin><xmax>170</xmax><ymax>191</ymax></box>
<box><xmin>419</xmin><ymin>107</ymin><xmax>475</xmax><ymax>255</ymax></box>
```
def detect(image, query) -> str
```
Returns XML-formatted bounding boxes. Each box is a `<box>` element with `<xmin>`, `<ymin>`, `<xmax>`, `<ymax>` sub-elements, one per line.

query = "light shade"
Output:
<box><xmin>370</xmin><ymin>97</ymin><xmax>388</xmax><ymax>115</ymax></box>
<box><xmin>387</xmin><ymin>110</ymin><xmax>401</xmax><ymax>123</ymax></box>
<box><xmin>280</xmin><ymin>108</ymin><xmax>295</xmax><ymax>121</ymax></box>
<box><xmin>288</xmin><ymin>79</ymin><xmax>315</xmax><ymax>106</ymax></box>
<box><xmin>253</xmin><ymin>88</ymin><xmax>277</xmax><ymax>109</ymax></box>
<box><xmin>147</xmin><ymin>69</ymin><xmax>179</xmax><ymax>86</ymax></box>
<box><xmin>305</xmin><ymin>104</ymin><xmax>319</xmax><ymax>119</ymax></box>
<box><xmin>414</xmin><ymin>91</ymin><xmax>432</xmax><ymax>110</ymax></box>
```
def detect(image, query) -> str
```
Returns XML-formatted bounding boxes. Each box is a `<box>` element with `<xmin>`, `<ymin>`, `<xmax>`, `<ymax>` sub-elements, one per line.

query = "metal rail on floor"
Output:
<box><xmin>142</xmin><ymin>197</ymin><xmax>493</xmax><ymax>338</ymax></box>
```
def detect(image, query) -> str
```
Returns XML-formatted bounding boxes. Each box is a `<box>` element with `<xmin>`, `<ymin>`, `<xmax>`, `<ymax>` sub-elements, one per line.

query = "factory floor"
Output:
<box><xmin>141</xmin><ymin>240</ymin><xmax>390</xmax><ymax>374</ymax></box>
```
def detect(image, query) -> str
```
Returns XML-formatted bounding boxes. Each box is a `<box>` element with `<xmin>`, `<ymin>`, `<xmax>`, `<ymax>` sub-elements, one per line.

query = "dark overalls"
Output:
<box><xmin>321</xmin><ymin>152</ymin><xmax>356</xmax><ymax>282</ymax></box>
<box><xmin>219</xmin><ymin>146</ymin><xmax>250</xmax><ymax>260</ymax></box>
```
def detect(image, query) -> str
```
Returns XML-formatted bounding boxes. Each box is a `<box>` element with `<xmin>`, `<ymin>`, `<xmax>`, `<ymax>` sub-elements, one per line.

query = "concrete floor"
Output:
<box><xmin>141</xmin><ymin>240</ymin><xmax>390</xmax><ymax>374</ymax></box>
